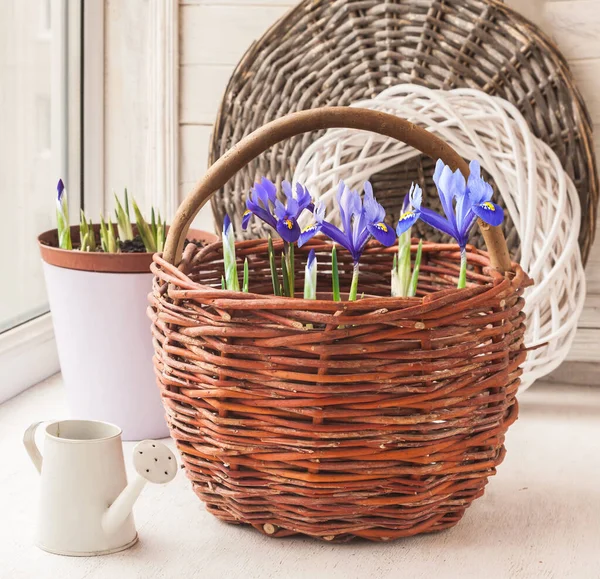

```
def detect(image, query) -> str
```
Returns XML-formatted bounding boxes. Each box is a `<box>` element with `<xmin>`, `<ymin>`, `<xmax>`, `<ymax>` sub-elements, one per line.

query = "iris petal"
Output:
<box><xmin>467</xmin><ymin>172</ymin><xmax>494</xmax><ymax>205</ymax></box>
<box><xmin>419</xmin><ymin>207</ymin><xmax>458</xmax><ymax>239</ymax></box>
<box><xmin>307</xmin><ymin>248</ymin><xmax>317</xmax><ymax>269</ymax></box>
<box><xmin>274</xmin><ymin>199</ymin><xmax>287</xmax><ymax>221</ymax></box>
<box><xmin>396</xmin><ymin>210</ymin><xmax>419</xmax><ymax>236</ymax></box>
<box><xmin>338</xmin><ymin>185</ymin><xmax>361</xmax><ymax>234</ymax></box>
<box><xmin>223</xmin><ymin>214</ymin><xmax>232</xmax><ymax>234</ymax></box>
<box><xmin>472</xmin><ymin>202</ymin><xmax>504</xmax><ymax>226</ymax></box>
<box><xmin>259</xmin><ymin>177</ymin><xmax>277</xmax><ymax>204</ymax></box>
<box><xmin>298</xmin><ymin>222</ymin><xmax>322</xmax><ymax>247</ymax></box>
<box><xmin>282</xmin><ymin>180</ymin><xmax>294</xmax><ymax>201</ymax></box>
<box><xmin>363</xmin><ymin>183</ymin><xmax>385</xmax><ymax>223</ymax></box>
<box><xmin>247</xmin><ymin>199</ymin><xmax>277</xmax><ymax>229</ymax></box>
<box><xmin>286</xmin><ymin>197</ymin><xmax>300</xmax><ymax>217</ymax></box>
<box><xmin>433</xmin><ymin>161</ymin><xmax>458</xmax><ymax>227</ymax></box>
<box><xmin>276</xmin><ymin>217</ymin><xmax>301</xmax><ymax>243</ymax></box>
<box><xmin>320</xmin><ymin>221</ymin><xmax>350</xmax><ymax>252</ymax></box>
<box><xmin>252</xmin><ymin>183</ymin><xmax>270</xmax><ymax>209</ymax></box>
<box><xmin>241</xmin><ymin>208</ymin><xmax>253</xmax><ymax>230</ymax></box>
<box><xmin>409</xmin><ymin>183</ymin><xmax>422</xmax><ymax>211</ymax></box>
<box><xmin>296</xmin><ymin>183</ymin><xmax>312</xmax><ymax>211</ymax></box>
<box><xmin>367</xmin><ymin>221</ymin><xmax>396</xmax><ymax>246</ymax></box>
<box><xmin>401</xmin><ymin>192</ymin><xmax>410</xmax><ymax>214</ymax></box>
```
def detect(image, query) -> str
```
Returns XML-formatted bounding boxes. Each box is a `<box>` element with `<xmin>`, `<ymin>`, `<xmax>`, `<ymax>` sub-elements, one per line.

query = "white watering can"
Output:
<box><xmin>23</xmin><ymin>419</ymin><xmax>177</xmax><ymax>556</ymax></box>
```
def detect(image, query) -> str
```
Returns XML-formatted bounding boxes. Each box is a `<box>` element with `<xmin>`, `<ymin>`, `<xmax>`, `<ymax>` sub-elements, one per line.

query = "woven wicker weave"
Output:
<box><xmin>151</xmin><ymin>108</ymin><xmax>531</xmax><ymax>541</ymax></box>
<box><xmin>210</xmin><ymin>0</ymin><xmax>598</xmax><ymax>264</ymax></box>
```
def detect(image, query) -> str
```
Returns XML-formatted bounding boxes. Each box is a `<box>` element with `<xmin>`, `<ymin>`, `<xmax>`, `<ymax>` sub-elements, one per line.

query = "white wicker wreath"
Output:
<box><xmin>293</xmin><ymin>85</ymin><xmax>585</xmax><ymax>390</ymax></box>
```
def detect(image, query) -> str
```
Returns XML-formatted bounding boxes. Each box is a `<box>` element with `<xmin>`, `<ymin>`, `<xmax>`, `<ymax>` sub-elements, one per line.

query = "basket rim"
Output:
<box><xmin>152</xmin><ymin>237</ymin><xmax>530</xmax><ymax>310</ymax></box>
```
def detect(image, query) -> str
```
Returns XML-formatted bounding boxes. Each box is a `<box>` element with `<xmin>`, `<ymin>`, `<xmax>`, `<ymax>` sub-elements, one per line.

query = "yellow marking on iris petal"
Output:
<box><xmin>399</xmin><ymin>210</ymin><xmax>415</xmax><ymax>222</ymax></box>
<box><xmin>284</xmin><ymin>218</ymin><xmax>294</xmax><ymax>230</ymax></box>
<box><xmin>243</xmin><ymin>209</ymin><xmax>251</xmax><ymax>216</ymax></box>
<box><xmin>374</xmin><ymin>222</ymin><xmax>388</xmax><ymax>232</ymax></box>
<box><xmin>302</xmin><ymin>223</ymin><xmax>317</xmax><ymax>233</ymax></box>
<box><xmin>481</xmin><ymin>202</ymin><xmax>495</xmax><ymax>211</ymax></box>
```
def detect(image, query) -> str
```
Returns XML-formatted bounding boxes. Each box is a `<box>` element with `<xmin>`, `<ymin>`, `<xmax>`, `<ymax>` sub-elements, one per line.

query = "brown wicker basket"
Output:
<box><xmin>209</xmin><ymin>0</ymin><xmax>598</xmax><ymax>265</ymax></box>
<box><xmin>151</xmin><ymin>108</ymin><xmax>531</xmax><ymax>542</ymax></box>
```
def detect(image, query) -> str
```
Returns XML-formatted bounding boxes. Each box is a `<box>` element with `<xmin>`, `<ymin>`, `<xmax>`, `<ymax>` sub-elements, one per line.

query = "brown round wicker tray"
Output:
<box><xmin>209</xmin><ymin>0</ymin><xmax>598</xmax><ymax>264</ymax></box>
<box><xmin>150</xmin><ymin>108</ymin><xmax>531</xmax><ymax>541</ymax></box>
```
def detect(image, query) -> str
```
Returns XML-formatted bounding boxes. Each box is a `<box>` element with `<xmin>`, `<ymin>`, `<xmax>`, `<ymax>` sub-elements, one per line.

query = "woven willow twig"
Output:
<box><xmin>293</xmin><ymin>85</ymin><xmax>586</xmax><ymax>389</ymax></box>
<box><xmin>210</xmin><ymin>0</ymin><xmax>598</xmax><ymax>264</ymax></box>
<box><xmin>152</xmin><ymin>108</ymin><xmax>531</xmax><ymax>541</ymax></box>
<box><xmin>150</xmin><ymin>239</ymin><xmax>531</xmax><ymax>541</ymax></box>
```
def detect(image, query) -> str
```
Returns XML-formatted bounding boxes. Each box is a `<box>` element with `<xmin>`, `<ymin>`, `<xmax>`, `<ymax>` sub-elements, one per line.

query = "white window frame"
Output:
<box><xmin>0</xmin><ymin>0</ymin><xmax>180</xmax><ymax>403</ymax></box>
<box><xmin>0</xmin><ymin>0</ymin><xmax>73</xmax><ymax>402</ymax></box>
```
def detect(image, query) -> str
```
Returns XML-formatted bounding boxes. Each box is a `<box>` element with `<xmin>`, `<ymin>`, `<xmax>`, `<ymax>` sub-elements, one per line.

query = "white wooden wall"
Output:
<box><xmin>177</xmin><ymin>0</ymin><xmax>600</xmax><ymax>364</ymax></box>
<box><xmin>178</xmin><ymin>0</ymin><xmax>296</xmax><ymax>231</ymax></box>
<box><xmin>542</xmin><ymin>0</ymin><xmax>600</xmax><ymax>361</ymax></box>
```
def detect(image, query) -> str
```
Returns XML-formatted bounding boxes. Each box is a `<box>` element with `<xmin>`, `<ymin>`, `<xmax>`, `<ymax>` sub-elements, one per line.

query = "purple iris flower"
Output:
<box><xmin>241</xmin><ymin>177</ymin><xmax>312</xmax><ymax>243</ymax></box>
<box><xmin>298</xmin><ymin>181</ymin><xmax>396</xmax><ymax>262</ymax></box>
<box><xmin>396</xmin><ymin>183</ymin><xmax>422</xmax><ymax>235</ymax></box>
<box><xmin>416</xmin><ymin>159</ymin><xmax>504</xmax><ymax>249</ymax></box>
<box><xmin>57</xmin><ymin>178</ymin><xmax>65</xmax><ymax>201</ymax></box>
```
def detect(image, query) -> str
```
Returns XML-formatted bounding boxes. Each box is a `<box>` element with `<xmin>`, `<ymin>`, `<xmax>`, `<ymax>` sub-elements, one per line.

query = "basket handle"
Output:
<box><xmin>164</xmin><ymin>107</ymin><xmax>511</xmax><ymax>272</ymax></box>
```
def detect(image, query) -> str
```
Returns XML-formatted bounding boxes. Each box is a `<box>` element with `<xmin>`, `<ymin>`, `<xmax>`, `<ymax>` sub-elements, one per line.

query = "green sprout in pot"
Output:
<box><xmin>56</xmin><ymin>179</ymin><xmax>72</xmax><ymax>250</ymax></box>
<box><xmin>54</xmin><ymin>180</ymin><xmax>171</xmax><ymax>255</ymax></box>
<box><xmin>114</xmin><ymin>189</ymin><xmax>134</xmax><ymax>241</ymax></box>
<box><xmin>132</xmin><ymin>198</ymin><xmax>166</xmax><ymax>253</ymax></box>
<box><xmin>79</xmin><ymin>210</ymin><xmax>96</xmax><ymax>252</ymax></box>
<box><xmin>99</xmin><ymin>215</ymin><xmax>119</xmax><ymax>253</ymax></box>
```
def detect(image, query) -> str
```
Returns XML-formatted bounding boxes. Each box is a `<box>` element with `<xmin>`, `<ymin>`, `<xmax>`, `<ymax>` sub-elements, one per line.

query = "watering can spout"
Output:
<box><xmin>102</xmin><ymin>440</ymin><xmax>177</xmax><ymax>536</ymax></box>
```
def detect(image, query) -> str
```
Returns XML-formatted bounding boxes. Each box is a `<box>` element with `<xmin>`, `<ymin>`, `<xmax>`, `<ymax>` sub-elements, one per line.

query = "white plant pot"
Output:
<box><xmin>42</xmin><ymin>262</ymin><xmax>167</xmax><ymax>441</ymax></box>
<box><xmin>38</xmin><ymin>225</ymin><xmax>218</xmax><ymax>441</ymax></box>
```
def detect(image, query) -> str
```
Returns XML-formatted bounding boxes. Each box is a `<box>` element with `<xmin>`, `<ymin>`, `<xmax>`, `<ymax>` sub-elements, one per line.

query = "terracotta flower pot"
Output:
<box><xmin>38</xmin><ymin>225</ymin><xmax>218</xmax><ymax>440</ymax></box>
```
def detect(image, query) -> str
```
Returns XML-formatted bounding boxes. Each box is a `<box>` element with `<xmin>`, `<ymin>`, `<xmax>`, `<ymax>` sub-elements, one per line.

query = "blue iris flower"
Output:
<box><xmin>242</xmin><ymin>177</ymin><xmax>312</xmax><ymax>243</ymax></box>
<box><xmin>415</xmin><ymin>159</ymin><xmax>504</xmax><ymax>249</ymax></box>
<box><xmin>298</xmin><ymin>181</ymin><xmax>396</xmax><ymax>262</ymax></box>
<box><xmin>396</xmin><ymin>183</ymin><xmax>422</xmax><ymax>236</ymax></box>
<box><xmin>57</xmin><ymin>178</ymin><xmax>65</xmax><ymax>202</ymax></box>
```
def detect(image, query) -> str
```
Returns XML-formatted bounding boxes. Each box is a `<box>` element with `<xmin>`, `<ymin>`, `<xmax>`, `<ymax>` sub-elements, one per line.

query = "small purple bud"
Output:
<box><xmin>307</xmin><ymin>248</ymin><xmax>316</xmax><ymax>269</ymax></box>
<box><xmin>57</xmin><ymin>179</ymin><xmax>65</xmax><ymax>201</ymax></box>
<box><xmin>223</xmin><ymin>214</ymin><xmax>231</xmax><ymax>234</ymax></box>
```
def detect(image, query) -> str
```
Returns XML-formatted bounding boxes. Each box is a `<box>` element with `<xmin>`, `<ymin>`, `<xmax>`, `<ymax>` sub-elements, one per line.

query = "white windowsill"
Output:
<box><xmin>0</xmin><ymin>314</ymin><xmax>59</xmax><ymax>404</ymax></box>
<box><xmin>2</xmin><ymin>374</ymin><xmax>599</xmax><ymax>578</ymax></box>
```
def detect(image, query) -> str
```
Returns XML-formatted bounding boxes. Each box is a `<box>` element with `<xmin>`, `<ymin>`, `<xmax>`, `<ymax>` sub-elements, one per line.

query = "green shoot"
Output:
<box><xmin>222</xmin><ymin>215</ymin><xmax>240</xmax><ymax>291</ymax></box>
<box><xmin>286</xmin><ymin>242</ymin><xmax>295</xmax><ymax>297</ymax></box>
<box><xmin>281</xmin><ymin>253</ymin><xmax>291</xmax><ymax>297</ymax></box>
<box><xmin>348</xmin><ymin>262</ymin><xmax>360</xmax><ymax>301</ymax></box>
<box><xmin>458</xmin><ymin>249</ymin><xmax>467</xmax><ymax>289</ymax></box>
<box><xmin>132</xmin><ymin>198</ymin><xmax>157</xmax><ymax>253</ymax></box>
<box><xmin>243</xmin><ymin>257</ymin><xmax>249</xmax><ymax>293</ymax></box>
<box><xmin>156</xmin><ymin>218</ymin><xmax>165</xmax><ymax>253</ymax></box>
<box><xmin>408</xmin><ymin>239</ymin><xmax>423</xmax><ymax>297</ymax></box>
<box><xmin>55</xmin><ymin>180</ymin><xmax>72</xmax><ymax>250</ymax></box>
<box><xmin>114</xmin><ymin>192</ymin><xmax>134</xmax><ymax>241</ymax></box>
<box><xmin>268</xmin><ymin>234</ymin><xmax>280</xmax><ymax>296</ymax></box>
<box><xmin>331</xmin><ymin>246</ymin><xmax>340</xmax><ymax>302</ymax></box>
<box><xmin>304</xmin><ymin>250</ymin><xmax>317</xmax><ymax>300</ymax></box>
<box><xmin>99</xmin><ymin>215</ymin><xmax>119</xmax><ymax>253</ymax></box>
<box><xmin>79</xmin><ymin>210</ymin><xmax>96</xmax><ymax>252</ymax></box>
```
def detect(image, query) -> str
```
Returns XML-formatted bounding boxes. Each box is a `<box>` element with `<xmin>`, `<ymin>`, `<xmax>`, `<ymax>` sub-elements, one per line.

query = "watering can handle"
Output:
<box><xmin>23</xmin><ymin>421</ymin><xmax>44</xmax><ymax>474</ymax></box>
<box><xmin>163</xmin><ymin>107</ymin><xmax>512</xmax><ymax>272</ymax></box>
